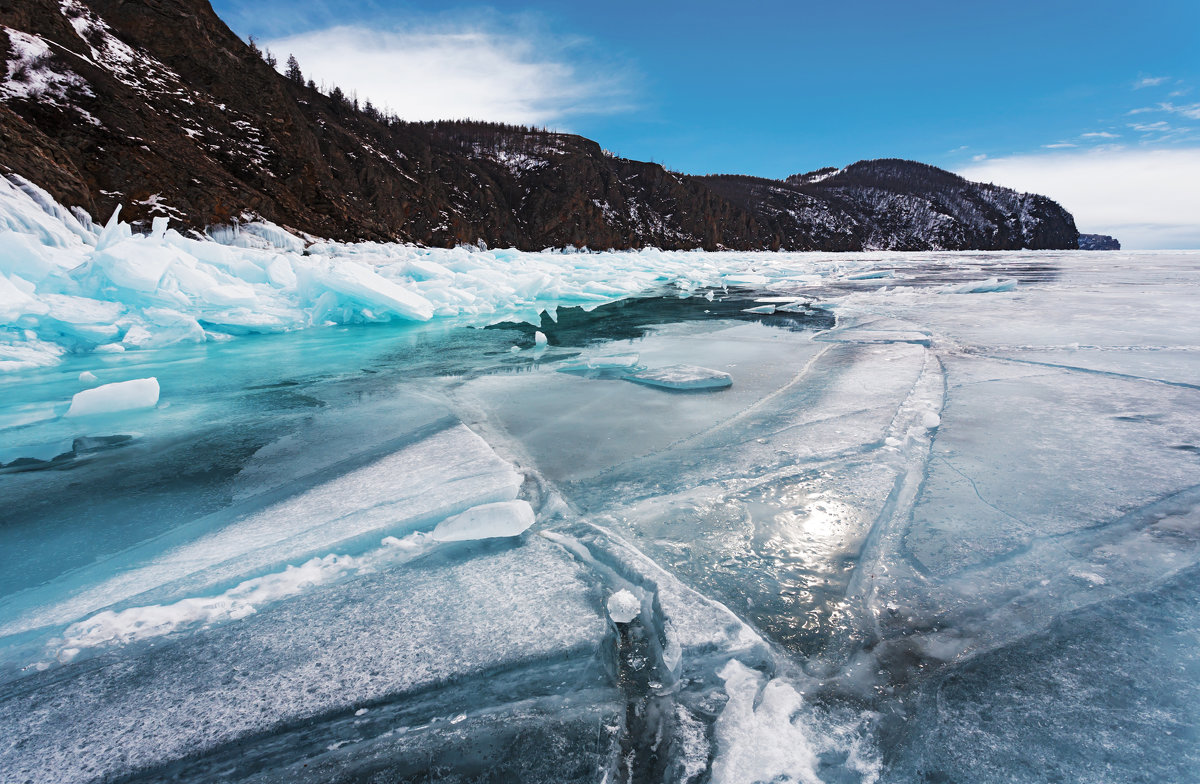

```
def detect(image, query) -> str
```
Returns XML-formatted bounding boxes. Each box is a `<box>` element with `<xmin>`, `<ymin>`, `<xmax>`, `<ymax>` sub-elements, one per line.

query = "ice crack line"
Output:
<box><xmin>971</xmin><ymin>353</ymin><xmax>1200</xmax><ymax>391</ymax></box>
<box><xmin>934</xmin><ymin>455</ymin><xmax>1025</xmax><ymax>527</ymax></box>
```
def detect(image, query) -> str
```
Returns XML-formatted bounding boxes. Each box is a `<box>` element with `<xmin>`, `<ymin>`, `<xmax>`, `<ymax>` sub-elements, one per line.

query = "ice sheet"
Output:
<box><xmin>2</xmin><ymin>176</ymin><xmax>1199</xmax><ymax>781</ymax></box>
<box><xmin>0</xmin><ymin>536</ymin><xmax>608</xmax><ymax>784</ymax></box>
<box><xmin>0</xmin><ymin>423</ymin><xmax>523</xmax><ymax>638</ymax></box>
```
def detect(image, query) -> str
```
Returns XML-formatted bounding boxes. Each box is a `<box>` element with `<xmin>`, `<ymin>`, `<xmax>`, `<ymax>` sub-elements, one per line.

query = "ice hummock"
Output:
<box><xmin>0</xmin><ymin>172</ymin><xmax>1050</xmax><ymax>375</ymax></box>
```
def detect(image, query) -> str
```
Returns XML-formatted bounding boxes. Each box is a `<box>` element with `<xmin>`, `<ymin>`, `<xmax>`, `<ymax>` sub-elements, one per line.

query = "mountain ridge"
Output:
<box><xmin>0</xmin><ymin>0</ymin><xmax>1080</xmax><ymax>251</ymax></box>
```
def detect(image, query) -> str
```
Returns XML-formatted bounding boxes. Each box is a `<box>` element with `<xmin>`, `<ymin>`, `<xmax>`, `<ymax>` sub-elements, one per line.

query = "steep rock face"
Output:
<box><xmin>1078</xmin><ymin>233</ymin><xmax>1121</xmax><ymax>250</ymax></box>
<box><xmin>792</xmin><ymin>160</ymin><xmax>1079</xmax><ymax>250</ymax></box>
<box><xmin>0</xmin><ymin>0</ymin><xmax>1079</xmax><ymax>250</ymax></box>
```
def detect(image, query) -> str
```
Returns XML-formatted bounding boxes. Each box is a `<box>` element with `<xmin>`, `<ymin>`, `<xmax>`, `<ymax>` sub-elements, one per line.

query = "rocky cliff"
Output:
<box><xmin>0</xmin><ymin>0</ymin><xmax>1080</xmax><ymax>250</ymax></box>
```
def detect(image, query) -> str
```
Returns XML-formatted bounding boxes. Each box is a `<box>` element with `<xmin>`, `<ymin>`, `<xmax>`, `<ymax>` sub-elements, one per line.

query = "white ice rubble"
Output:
<box><xmin>0</xmin><ymin>173</ymin><xmax>1057</xmax><ymax>374</ymax></box>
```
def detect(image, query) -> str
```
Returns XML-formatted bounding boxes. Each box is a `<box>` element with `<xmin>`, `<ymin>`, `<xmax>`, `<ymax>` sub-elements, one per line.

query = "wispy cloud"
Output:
<box><xmin>1128</xmin><ymin>102</ymin><xmax>1200</xmax><ymax>121</ymax></box>
<box><xmin>263</xmin><ymin>24</ymin><xmax>632</xmax><ymax>127</ymax></box>
<box><xmin>959</xmin><ymin>147</ymin><xmax>1200</xmax><ymax>249</ymax></box>
<box><xmin>1134</xmin><ymin>75</ymin><xmax>1170</xmax><ymax>89</ymax></box>
<box><xmin>1042</xmin><ymin>142</ymin><xmax>1077</xmax><ymax>149</ymax></box>
<box><xmin>1159</xmin><ymin>102</ymin><xmax>1200</xmax><ymax>120</ymax></box>
<box><xmin>1080</xmin><ymin>131</ymin><xmax>1120</xmax><ymax>139</ymax></box>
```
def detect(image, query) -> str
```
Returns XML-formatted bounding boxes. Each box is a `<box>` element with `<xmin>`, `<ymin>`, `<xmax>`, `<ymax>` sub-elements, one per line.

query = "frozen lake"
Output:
<box><xmin>2</xmin><ymin>246</ymin><xmax>1199</xmax><ymax>783</ymax></box>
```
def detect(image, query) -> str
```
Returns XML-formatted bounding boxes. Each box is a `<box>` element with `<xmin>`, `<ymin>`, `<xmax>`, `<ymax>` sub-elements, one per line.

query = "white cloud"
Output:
<box><xmin>263</xmin><ymin>24</ymin><xmax>630</xmax><ymax>127</ymax></box>
<box><xmin>958</xmin><ymin>148</ymin><xmax>1200</xmax><ymax>249</ymax></box>
<box><xmin>1042</xmin><ymin>142</ymin><xmax>1077</xmax><ymax>149</ymax></box>
<box><xmin>1081</xmin><ymin>131</ymin><xmax>1119</xmax><ymax>139</ymax></box>
<box><xmin>1134</xmin><ymin>76</ymin><xmax>1170</xmax><ymax>89</ymax></box>
<box><xmin>1159</xmin><ymin>102</ymin><xmax>1200</xmax><ymax>120</ymax></box>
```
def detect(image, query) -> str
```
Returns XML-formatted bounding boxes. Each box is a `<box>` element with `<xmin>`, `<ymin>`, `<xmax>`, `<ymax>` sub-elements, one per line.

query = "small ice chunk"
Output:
<box><xmin>847</xmin><ymin>269</ymin><xmax>893</xmax><ymax>280</ymax></box>
<box><xmin>704</xmin><ymin>290</ymin><xmax>715</xmax><ymax>301</ymax></box>
<box><xmin>742</xmin><ymin>304</ymin><xmax>776</xmax><ymax>314</ymax></box>
<box><xmin>78</xmin><ymin>371</ymin><xmax>98</xmax><ymax>384</ymax></box>
<box><xmin>625</xmin><ymin>365</ymin><xmax>733</xmax><ymax>391</ymax></box>
<box><xmin>534</xmin><ymin>331</ymin><xmax>548</xmax><ymax>347</ymax></box>
<box><xmin>509</xmin><ymin>345</ymin><xmax>520</xmax><ymax>353</ymax></box>
<box><xmin>941</xmin><ymin>277</ymin><xmax>1017</xmax><ymax>294</ymax></box>
<box><xmin>922</xmin><ymin>411</ymin><xmax>941</xmax><ymax>429</ymax></box>
<box><xmin>775</xmin><ymin>301</ymin><xmax>812</xmax><ymax>313</ymax></box>
<box><xmin>722</xmin><ymin>273</ymin><xmax>770</xmax><ymax>287</ymax></box>
<box><xmin>354</xmin><ymin>708</ymin><xmax>369</xmax><ymax>717</ymax></box>
<box><xmin>431</xmin><ymin>500</ymin><xmax>535</xmax><ymax>542</ymax></box>
<box><xmin>65</xmin><ymin>377</ymin><xmax>159</xmax><ymax>417</ymax></box>
<box><xmin>606</xmin><ymin>589</ymin><xmax>640</xmax><ymax>623</ymax></box>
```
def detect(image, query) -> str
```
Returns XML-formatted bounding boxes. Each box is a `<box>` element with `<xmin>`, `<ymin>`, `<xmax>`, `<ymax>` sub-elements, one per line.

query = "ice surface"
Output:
<box><xmin>2</xmin><ymin>175</ymin><xmax>1200</xmax><ymax>782</ymax></box>
<box><xmin>624</xmin><ymin>364</ymin><xmax>733</xmax><ymax>390</ymax></box>
<box><xmin>431</xmin><ymin>499</ymin><xmax>536</xmax><ymax>541</ymax></box>
<box><xmin>0</xmin><ymin>423</ymin><xmax>524</xmax><ymax>638</ymax></box>
<box><xmin>0</xmin><ymin>536</ymin><xmax>610</xmax><ymax>784</ymax></box>
<box><xmin>64</xmin><ymin>376</ymin><xmax>159</xmax><ymax>417</ymax></box>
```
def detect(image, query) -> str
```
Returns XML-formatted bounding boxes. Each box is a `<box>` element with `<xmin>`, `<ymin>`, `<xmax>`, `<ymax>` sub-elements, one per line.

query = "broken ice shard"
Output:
<box><xmin>65</xmin><ymin>377</ymin><xmax>159</xmax><ymax>417</ymax></box>
<box><xmin>624</xmin><ymin>365</ymin><xmax>733</xmax><ymax>391</ymax></box>
<box><xmin>431</xmin><ymin>500</ymin><xmax>536</xmax><ymax>542</ymax></box>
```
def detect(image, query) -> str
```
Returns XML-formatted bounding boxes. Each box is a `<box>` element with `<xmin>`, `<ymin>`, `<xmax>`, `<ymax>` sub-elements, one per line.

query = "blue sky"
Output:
<box><xmin>212</xmin><ymin>0</ymin><xmax>1200</xmax><ymax>247</ymax></box>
